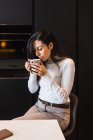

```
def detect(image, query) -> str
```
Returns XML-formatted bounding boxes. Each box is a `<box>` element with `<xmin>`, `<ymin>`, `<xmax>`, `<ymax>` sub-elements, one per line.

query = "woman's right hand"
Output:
<box><xmin>25</xmin><ymin>61</ymin><xmax>31</xmax><ymax>72</ymax></box>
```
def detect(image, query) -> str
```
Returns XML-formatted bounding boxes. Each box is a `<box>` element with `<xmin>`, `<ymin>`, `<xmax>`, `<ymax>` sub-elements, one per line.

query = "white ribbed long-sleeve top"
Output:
<box><xmin>28</xmin><ymin>58</ymin><xmax>75</xmax><ymax>104</ymax></box>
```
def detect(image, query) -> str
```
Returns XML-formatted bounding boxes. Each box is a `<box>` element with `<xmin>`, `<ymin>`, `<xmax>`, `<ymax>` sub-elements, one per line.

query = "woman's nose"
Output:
<box><xmin>36</xmin><ymin>50</ymin><xmax>40</xmax><ymax>57</ymax></box>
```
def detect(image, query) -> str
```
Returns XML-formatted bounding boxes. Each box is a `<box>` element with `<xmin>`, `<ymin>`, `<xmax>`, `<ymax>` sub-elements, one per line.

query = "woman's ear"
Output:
<box><xmin>49</xmin><ymin>42</ymin><xmax>53</xmax><ymax>50</ymax></box>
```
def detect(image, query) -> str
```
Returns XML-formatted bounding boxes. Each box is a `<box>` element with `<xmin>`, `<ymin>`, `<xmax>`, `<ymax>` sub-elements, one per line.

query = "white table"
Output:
<box><xmin>0</xmin><ymin>120</ymin><xmax>65</xmax><ymax>140</ymax></box>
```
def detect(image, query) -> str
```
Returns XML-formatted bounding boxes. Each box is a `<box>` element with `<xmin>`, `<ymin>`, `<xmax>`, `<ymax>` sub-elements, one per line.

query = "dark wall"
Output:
<box><xmin>78</xmin><ymin>0</ymin><xmax>93</xmax><ymax>139</ymax></box>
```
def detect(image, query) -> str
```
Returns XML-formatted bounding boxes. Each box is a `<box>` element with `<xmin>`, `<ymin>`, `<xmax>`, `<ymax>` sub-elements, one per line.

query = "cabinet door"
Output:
<box><xmin>78</xmin><ymin>0</ymin><xmax>93</xmax><ymax>140</ymax></box>
<box><xmin>0</xmin><ymin>79</ymin><xmax>32</xmax><ymax>119</ymax></box>
<box><xmin>35</xmin><ymin>0</ymin><xmax>77</xmax><ymax>59</ymax></box>
<box><xmin>0</xmin><ymin>0</ymin><xmax>32</xmax><ymax>25</ymax></box>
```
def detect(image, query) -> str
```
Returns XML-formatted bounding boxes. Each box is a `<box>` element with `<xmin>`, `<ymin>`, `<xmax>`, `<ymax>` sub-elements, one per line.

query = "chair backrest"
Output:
<box><xmin>63</xmin><ymin>93</ymin><xmax>78</xmax><ymax>138</ymax></box>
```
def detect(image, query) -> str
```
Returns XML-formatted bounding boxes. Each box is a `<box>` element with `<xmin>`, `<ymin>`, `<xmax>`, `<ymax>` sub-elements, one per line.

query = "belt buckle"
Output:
<box><xmin>46</xmin><ymin>102</ymin><xmax>49</xmax><ymax>106</ymax></box>
<box><xmin>50</xmin><ymin>103</ymin><xmax>53</xmax><ymax>107</ymax></box>
<box><xmin>45</xmin><ymin>101</ymin><xmax>48</xmax><ymax>106</ymax></box>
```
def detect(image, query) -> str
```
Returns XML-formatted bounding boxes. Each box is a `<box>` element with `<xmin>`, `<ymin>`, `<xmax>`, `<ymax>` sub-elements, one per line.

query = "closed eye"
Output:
<box><xmin>36</xmin><ymin>46</ymin><xmax>43</xmax><ymax>51</ymax></box>
<box><xmin>38</xmin><ymin>48</ymin><xmax>42</xmax><ymax>51</ymax></box>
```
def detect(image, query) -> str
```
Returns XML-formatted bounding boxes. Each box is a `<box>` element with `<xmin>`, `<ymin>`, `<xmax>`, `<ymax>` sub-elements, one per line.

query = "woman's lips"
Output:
<box><xmin>39</xmin><ymin>57</ymin><xmax>45</xmax><ymax>61</ymax></box>
<box><xmin>39</xmin><ymin>57</ymin><xmax>43</xmax><ymax>60</ymax></box>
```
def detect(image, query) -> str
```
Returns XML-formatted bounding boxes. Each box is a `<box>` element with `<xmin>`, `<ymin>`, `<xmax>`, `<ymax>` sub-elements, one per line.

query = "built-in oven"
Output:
<box><xmin>0</xmin><ymin>25</ymin><xmax>32</xmax><ymax>77</ymax></box>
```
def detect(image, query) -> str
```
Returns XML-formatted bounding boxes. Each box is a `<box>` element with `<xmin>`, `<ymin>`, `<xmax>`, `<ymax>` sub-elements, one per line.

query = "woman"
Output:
<box><xmin>15</xmin><ymin>31</ymin><xmax>75</xmax><ymax>131</ymax></box>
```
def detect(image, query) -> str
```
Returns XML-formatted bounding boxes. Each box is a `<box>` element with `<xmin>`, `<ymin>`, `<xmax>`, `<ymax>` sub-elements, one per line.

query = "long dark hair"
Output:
<box><xmin>27</xmin><ymin>30</ymin><xmax>67</xmax><ymax>62</ymax></box>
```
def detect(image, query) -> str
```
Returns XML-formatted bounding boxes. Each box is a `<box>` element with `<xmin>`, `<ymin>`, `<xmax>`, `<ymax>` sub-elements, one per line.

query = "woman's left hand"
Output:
<box><xmin>31</xmin><ymin>61</ymin><xmax>47</xmax><ymax>76</ymax></box>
